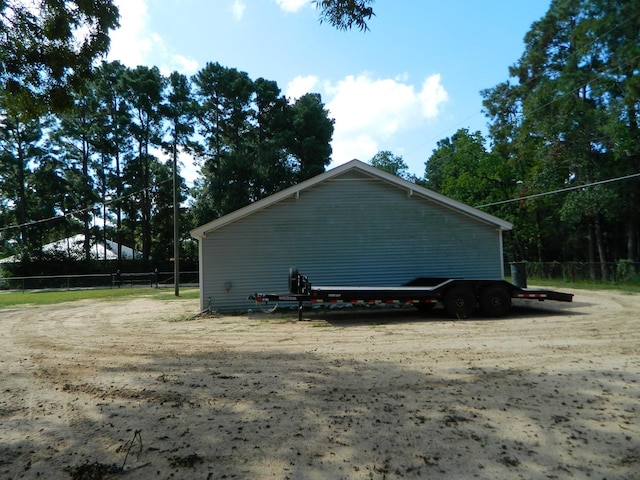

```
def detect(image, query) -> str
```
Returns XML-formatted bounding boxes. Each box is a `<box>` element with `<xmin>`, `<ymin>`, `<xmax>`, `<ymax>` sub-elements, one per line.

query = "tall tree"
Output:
<box><xmin>482</xmin><ymin>0</ymin><xmax>640</xmax><ymax>273</ymax></box>
<box><xmin>191</xmin><ymin>66</ymin><xmax>334</xmax><ymax>224</ymax></box>
<box><xmin>148</xmin><ymin>159</ymin><xmax>175</xmax><ymax>264</ymax></box>
<box><xmin>160</xmin><ymin>71</ymin><xmax>195</xmax><ymax>291</ymax></box>
<box><xmin>288</xmin><ymin>93</ymin><xmax>334</xmax><ymax>182</ymax></box>
<box><xmin>53</xmin><ymin>82</ymin><xmax>102</xmax><ymax>261</ymax></box>
<box><xmin>252</xmin><ymin>77</ymin><xmax>295</xmax><ymax>198</ymax></box>
<box><xmin>92</xmin><ymin>61</ymin><xmax>132</xmax><ymax>262</ymax></box>
<box><xmin>121</xmin><ymin>65</ymin><xmax>165</xmax><ymax>262</ymax></box>
<box><xmin>192</xmin><ymin>62</ymin><xmax>255</xmax><ymax>219</ymax></box>
<box><xmin>29</xmin><ymin>147</ymin><xmax>70</xmax><ymax>257</ymax></box>
<box><xmin>0</xmin><ymin>91</ymin><xmax>52</xmax><ymax>260</ymax></box>
<box><xmin>589</xmin><ymin>0</ymin><xmax>640</xmax><ymax>270</ymax></box>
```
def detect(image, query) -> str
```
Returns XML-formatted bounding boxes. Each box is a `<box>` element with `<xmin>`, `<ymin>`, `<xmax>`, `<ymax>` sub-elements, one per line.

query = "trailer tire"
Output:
<box><xmin>289</xmin><ymin>267</ymin><xmax>299</xmax><ymax>294</ymax></box>
<box><xmin>443</xmin><ymin>286</ymin><xmax>476</xmax><ymax>318</ymax></box>
<box><xmin>480</xmin><ymin>285</ymin><xmax>511</xmax><ymax>317</ymax></box>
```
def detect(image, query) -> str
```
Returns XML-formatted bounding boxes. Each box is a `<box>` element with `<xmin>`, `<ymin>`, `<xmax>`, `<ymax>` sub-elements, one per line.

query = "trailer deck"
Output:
<box><xmin>249</xmin><ymin>268</ymin><xmax>573</xmax><ymax>320</ymax></box>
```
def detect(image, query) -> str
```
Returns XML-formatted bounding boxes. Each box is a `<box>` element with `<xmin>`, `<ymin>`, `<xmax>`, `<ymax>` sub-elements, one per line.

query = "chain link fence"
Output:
<box><xmin>2</xmin><ymin>262</ymin><xmax>639</xmax><ymax>292</ymax></box>
<box><xmin>510</xmin><ymin>261</ymin><xmax>640</xmax><ymax>284</ymax></box>
<box><xmin>0</xmin><ymin>271</ymin><xmax>198</xmax><ymax>291</ymax></box>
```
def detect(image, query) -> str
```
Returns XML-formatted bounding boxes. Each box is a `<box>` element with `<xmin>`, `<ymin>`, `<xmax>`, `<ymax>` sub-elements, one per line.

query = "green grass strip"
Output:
<box><xmin>0</xmin><ymin>287</ymin><xmax>199</xmax><ymax>309</ymax></box>
<box><xmin>525</xmin><ymin>277</ymin><xmax>640</xmax><ymax>294</ymax></box>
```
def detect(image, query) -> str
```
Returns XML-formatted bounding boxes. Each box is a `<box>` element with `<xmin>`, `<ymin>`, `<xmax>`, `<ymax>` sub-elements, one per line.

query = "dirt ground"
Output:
<box><xmin>1</xmin><ymin>287</ymin><xmax>639</xmax><ymax>480</ymax></box>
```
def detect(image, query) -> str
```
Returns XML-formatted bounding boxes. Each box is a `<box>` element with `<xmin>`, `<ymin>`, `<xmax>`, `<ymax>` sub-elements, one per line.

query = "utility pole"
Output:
<box><xmin>173</xmin><ymin>143</ymin><xmax>180</xmax><ymax>297</ymax></box>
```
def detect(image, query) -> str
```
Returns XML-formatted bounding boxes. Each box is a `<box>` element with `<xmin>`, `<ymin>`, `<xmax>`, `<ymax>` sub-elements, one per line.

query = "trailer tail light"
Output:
<box><xmin>515</xmin><ymin>293</ymin><xmax>547</xmax><ymax>299</ymax></box>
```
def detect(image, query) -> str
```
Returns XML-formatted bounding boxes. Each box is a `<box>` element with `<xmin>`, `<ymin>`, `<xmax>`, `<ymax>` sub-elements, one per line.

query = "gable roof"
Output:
<box><xmin>190</xmin><ymin>159</ymin><xmax>513</xmax><ymax>239</ymax></box>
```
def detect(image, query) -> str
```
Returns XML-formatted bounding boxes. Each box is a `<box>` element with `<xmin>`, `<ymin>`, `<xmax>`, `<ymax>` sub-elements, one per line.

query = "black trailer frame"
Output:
<box><xmin>249</xmin><ymin>267</ymin><xmax>573</xmax><ymax>321</ymax></box>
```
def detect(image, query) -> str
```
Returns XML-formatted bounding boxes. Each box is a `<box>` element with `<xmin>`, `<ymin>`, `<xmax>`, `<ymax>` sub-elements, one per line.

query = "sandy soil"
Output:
<box><xmin>1</xmin><ymin>288</ymin><xmax>639</xmax><ymax>479</ymax></box>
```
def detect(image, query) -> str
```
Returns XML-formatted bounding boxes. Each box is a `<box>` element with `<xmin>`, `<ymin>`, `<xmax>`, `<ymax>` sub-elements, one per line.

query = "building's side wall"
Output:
<box><xmin>200</xmin><ymin>171</ymin><xmax>505</xmax><ymax>312</ymax></box>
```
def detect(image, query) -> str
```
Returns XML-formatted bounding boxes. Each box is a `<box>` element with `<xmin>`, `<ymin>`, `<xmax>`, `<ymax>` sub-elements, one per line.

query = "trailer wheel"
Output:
<box><xmin>480</xmin><ymin>286</ymin><xmax>511</xmax><ymax>317</ymax></box>
<box><xmin>289</xmin><ymin>267</ymin><xmax>299</xmax><ymax>294</ymax></box>
<box><xmin>443</xmin><ymin>286</ymin><xmax>476</xmax><ymax>319</ymax></box>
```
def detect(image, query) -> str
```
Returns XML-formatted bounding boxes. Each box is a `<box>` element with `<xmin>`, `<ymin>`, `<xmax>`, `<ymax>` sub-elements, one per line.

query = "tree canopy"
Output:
<box><xmin>0</xmin><ymin>0</ymin><xmax>119</xmax><ymax>112</ymax></box>
<box><xmin>3</xmin><ymin>0</ymin><xmax>640</xmax><ymax>282</ymax></box>
<box><xmin>315</xmin><ymin>0</ymin><xmax>375</xmax><ymax>31</ymax></box>
<box><xmin>425</xmin><ymin>0</ymin><xmax>640</xmax><ymax>278</ymax></box>
<box><xmin>0</xmin><ymin>61</ymin><xmax>334</xmax><ymax>273</ymax></box>
<box><xmin>369</xmin><ymin>150</ymin><xmax>410</xmax><ymax>179</ymax></box>
<box><xmin>0</xmin><ymin>0</ymin><xmax>377</xmax><ymax>113</ymax></box>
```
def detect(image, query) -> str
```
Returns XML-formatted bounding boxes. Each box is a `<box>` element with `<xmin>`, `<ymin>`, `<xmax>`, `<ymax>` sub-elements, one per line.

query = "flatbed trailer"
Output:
<box><xmin>249</xmin><ymin>267</ymin><xmax>573</xmax><ymax>321</ymax></box>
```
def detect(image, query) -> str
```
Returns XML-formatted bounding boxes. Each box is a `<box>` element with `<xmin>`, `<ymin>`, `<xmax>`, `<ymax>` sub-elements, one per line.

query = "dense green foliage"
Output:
<box><xmin>315</xmin><ymin>0</ymin><xmax>375</xmax><ymax>31</ymax></box>
<box><xmin>0</xmin><ymin>0</ymin><xmax>367</xmax><ymax>113</ymax></box>
<box><xmin>0</xmin><ymin>61</ymin><xmax>333</xmax><ymax>273</ymax></box>
<box><xmin>189</xmin><ymin>64</ymin><xmax>333</xmax><ymax>225</ymax></box>
<box><xmin>0</xmin><ymin>0</ymin><xmax>119</xmax><ymax>113</ymax></box>
<box><xmin>424</xmin><ymin>0</ymin><xmax>640</xmax><ymax>280</ymax></box>
<box><xmin>2</xmin><ymin>0</ymin><xmax>638</xmax><ymax>283</ymax></box>
<box><xmin>369</xmin><ymin>150</ymin><xmax>411</xmax><ymax>180</ymax></box>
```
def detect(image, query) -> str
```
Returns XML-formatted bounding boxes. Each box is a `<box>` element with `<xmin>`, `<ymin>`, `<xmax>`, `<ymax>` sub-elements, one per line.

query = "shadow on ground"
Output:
<box><xmin>283</xmin><ymin>298</ymin><xmax>582</xmax><ymax>327</ymax></box>
<box><xmin>1</xmin><ymin>330</ymin><xmax>637</xmax><ymax>479</ymax></box>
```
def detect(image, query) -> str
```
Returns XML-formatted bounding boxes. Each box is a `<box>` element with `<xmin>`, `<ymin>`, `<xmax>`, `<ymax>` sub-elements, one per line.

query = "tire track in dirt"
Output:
<box><xmin>1</xmin><ymin>291</ymin><xmax>639</xmax><ymax>479</ymax></box>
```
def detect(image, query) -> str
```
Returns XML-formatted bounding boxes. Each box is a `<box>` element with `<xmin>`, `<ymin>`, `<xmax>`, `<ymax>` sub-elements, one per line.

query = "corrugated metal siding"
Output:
<box><xmin>200</xmin><ymin>170</ymin><xmax>504</xmax><ymax>312</ymax></box>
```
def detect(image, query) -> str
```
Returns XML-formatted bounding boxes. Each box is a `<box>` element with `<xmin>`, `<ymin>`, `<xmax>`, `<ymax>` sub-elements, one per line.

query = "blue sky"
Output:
<box><xmin>107</xmin><ymin>0</ymin><xmax>552</xmax><ymax>182</ymax></box>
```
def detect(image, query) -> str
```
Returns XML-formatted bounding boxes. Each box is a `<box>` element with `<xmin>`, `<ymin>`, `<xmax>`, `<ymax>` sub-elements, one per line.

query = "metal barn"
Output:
<box><xmin>190</xmin><ymin>160</ymin><xmax>513</xmax><ymax>313</ymax></box>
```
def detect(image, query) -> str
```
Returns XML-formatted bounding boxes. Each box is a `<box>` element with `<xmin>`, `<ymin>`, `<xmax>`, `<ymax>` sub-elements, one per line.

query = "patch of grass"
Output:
<box><xmin>150</xmin><ymin>288</ymin><xmax>200</xmax><ymax>301</ymax></box>
<box><xmin>0</xmin><ymin>287</ymin><xmax>199</xmax><ymax>309</ymax></box>
<box><xmin>167</xmin><ymin>313</ymin><xmax>200</xmax><ymax>323</ymax></box>
<box><xmin>256</xmin><ymin>315</ymin><xmax>297</xmax><ymax>324</ymax></box>
<box><xmin>526</xmin><ymin>277</ymin><xmax>640</xmax><ymax>294</ymax></box>
<box><xmin>312</xmin><ymin>322</ymin><xmax>332</xmax><ymax>327</ymax></box>
<box><xmin>367</xmin><ymin>322</ymin><xmax>387</xmax><ymax>328</ymax></box>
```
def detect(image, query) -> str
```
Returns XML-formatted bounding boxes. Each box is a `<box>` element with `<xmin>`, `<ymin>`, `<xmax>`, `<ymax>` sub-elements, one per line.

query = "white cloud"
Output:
<box><xmin>285</xmin><ymin>75</ymin><xmax>320</xmax><ymax>101</ymax></box>
<box><xmin>275</xmin><ymin>0</ymin><xmax>308</xmax><ymax>13</ymax></box>
<box><xmin>107</xmin><ymin>0</ymin><xmax>199</xmax><ymax>74</ymax></box>
<box><xmin>170</xmin><ymin>54</ymin><xmax>200</xmax><ymax>75</ymax></box>
<box><xmin>419</xmin><ymin>74</ymin><xmax>449</xmax><ymax>118</ymax></box>
<box><xmin>332</xmin><ymin>134</ymin><xmax>379</xmax><ymax>164</ymax></box>
<box><xmin>230</xmin><ymin>0</ymin><xmax>246</xmax><ymax>20</ymax></box>
<box><xmin>108</xmin><ymin>0</ymin><xmax>152</xmax><ymax>67</ymax></box>
<box><xmin>322</xmin><ymin>73</ymin><xmax>449</xmax><ymax>166</ymax></box>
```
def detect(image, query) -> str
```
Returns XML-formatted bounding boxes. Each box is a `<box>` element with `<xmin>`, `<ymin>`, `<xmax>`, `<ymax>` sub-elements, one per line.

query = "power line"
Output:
<box><xmin>475</xmin><ymin>172</ymin><xmax>640</xmax><ymax>209</ymax></box>
<box><xmin>0</xmin><ymin>178</ymin><xmax>171</xmax><ymax>233</ymax></box>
